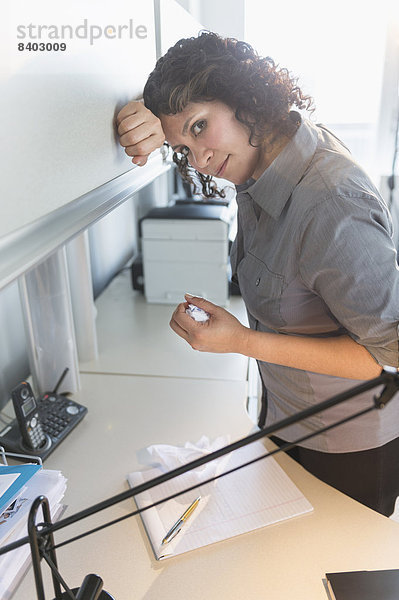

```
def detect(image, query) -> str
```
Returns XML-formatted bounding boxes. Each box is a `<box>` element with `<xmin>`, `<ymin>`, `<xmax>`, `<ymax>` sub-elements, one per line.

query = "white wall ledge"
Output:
<box><xmin>0</xmin><ymin>154</ymin><xmax>170</xmax><ymax>291</ymax></box>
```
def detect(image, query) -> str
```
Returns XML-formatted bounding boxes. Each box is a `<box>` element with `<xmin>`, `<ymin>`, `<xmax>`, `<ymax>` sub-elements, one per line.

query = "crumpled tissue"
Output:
<box><xmin>137</xmin><ymin>435</ymin><xmax>231</xmax><ymax>484</ymax></box>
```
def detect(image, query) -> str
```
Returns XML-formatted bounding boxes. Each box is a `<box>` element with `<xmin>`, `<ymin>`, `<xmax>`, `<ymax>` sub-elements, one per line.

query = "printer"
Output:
<box><xmin>137</xmin><ymin>201</ymin><xmax>235</xmax><ymax>306</ymax></box>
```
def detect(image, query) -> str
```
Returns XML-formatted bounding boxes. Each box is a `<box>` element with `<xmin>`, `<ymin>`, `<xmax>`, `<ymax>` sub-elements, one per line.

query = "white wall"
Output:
<box><xmin>0</xmin><ymin>0</ymin><xmax>172</xmax><ymax>407</ymax></box>
<box><xmin>0</xmin><ymin>0</ymin><xmax>156</xmax><ymax>240</ymax></box>
<box><xmin>176</xmin><ymin>0</ymin><xmax>245</xmax><ymax>39</ymax></box>
<box><xmin>0</xmin><ymin>282</ymin><xmax>30</xmax><ymax>406</ymax></box>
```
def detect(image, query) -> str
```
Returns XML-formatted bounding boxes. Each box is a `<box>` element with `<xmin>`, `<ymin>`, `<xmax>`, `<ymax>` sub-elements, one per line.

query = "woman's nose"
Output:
<box><xmin>190</xmin><ymin>146</ymin><xmax>213</xmax><ymax>171</ymax></box>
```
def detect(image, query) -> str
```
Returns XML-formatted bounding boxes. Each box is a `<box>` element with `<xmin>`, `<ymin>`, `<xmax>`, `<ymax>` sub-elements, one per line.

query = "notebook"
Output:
<box><xmin>325</xmin><ymin>570</ymin><xmax>399</xmax><ymax>600</ymax></box>
<box><xmin>127</xmin><ymin>439</ymin><xmax>313</xmax><ymax>560</ymax></box>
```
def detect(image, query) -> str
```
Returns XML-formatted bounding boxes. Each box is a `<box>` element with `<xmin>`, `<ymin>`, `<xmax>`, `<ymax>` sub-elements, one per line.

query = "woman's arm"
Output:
<box><xmin>242</xmin><ymin>325</ymin><xmax>382</xmax><ymax>380</ymax></box>
<box><xmin>170</xmin><ymin>295</ymin><xmax>383</xmax><ymax>380</ymax></box>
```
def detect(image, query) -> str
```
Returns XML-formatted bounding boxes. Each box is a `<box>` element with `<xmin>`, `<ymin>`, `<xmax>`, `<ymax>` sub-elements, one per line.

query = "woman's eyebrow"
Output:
<box><xmin>171</xmin><ymin>115</ymin><xmax>195</xmax><ymax>150</ymax></box>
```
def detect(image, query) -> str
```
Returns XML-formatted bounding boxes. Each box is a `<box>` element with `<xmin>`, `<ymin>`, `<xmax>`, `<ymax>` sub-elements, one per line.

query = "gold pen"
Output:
<box><xmin>161</xmin><ymin>496</ymin><xmax>201</xmax><ymax>545</ymax></box>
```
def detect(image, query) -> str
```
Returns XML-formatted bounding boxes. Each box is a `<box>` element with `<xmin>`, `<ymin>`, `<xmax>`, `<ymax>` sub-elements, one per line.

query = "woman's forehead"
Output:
<box><xmin>161</xmin><ymin>101</ymin><xmax>206</xmax><ymax>123</ymax></box>
<box><xmin>160</xmin><ymin>100</ymin><xmax>232</xmax><ymax>142</ymax></box>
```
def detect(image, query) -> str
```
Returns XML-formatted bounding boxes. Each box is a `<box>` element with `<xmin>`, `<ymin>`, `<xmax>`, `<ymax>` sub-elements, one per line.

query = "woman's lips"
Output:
<box><xmin>215</xmin><ymin>156</ymin><xmax>229</xmax><ymax>177</ymax></box>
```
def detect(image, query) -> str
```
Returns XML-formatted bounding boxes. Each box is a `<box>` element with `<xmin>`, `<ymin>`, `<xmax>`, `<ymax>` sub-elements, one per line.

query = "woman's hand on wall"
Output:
<box><xmin>170</xmin><ymin>294</ymin><xmax>250</xmax><ymax>355</ymax></box>
<box><xmin>117</xmin><ymin>101</ymin><xmax>165</xmax><ymax>166</ymax></box>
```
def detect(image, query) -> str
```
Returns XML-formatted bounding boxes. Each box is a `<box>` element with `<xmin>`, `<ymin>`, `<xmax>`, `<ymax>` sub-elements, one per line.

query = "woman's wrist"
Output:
<box><xmin>235</xmin><ymin>325</ymin><xmax>259</xmax><ymax>357</ymax></box>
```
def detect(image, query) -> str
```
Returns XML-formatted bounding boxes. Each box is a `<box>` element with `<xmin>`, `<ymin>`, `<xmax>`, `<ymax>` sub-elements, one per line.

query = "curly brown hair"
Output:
<box><xmin>143</xmin><ymin>31</ymin><xmax>313</xmax><ymax>198</ymax></box>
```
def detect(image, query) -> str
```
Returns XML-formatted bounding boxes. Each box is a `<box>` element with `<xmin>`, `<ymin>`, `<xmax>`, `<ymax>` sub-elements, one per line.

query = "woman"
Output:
<box><xmin>117</xmin><ymin>32</ymin><xmax>399</xmax><ymax>516</ymax></box>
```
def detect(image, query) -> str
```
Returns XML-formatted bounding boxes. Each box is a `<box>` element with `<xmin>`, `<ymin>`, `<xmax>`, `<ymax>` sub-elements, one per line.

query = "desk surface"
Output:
<box><xmin>80</xmin><ymin>270</ymin><xmax>249</xmax><ymax>382</ymax></box>
<box><xmin>12</xmin><ymin>372</ymin><xmax>399</xmax><ymax>600</ymax></box>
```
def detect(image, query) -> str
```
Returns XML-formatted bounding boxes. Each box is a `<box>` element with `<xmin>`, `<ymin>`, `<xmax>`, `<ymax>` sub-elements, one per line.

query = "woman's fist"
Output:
<box><xmin>117</xmin><ymin>101</ymin><xmax>165</xmax><ymax>166</ymax></box>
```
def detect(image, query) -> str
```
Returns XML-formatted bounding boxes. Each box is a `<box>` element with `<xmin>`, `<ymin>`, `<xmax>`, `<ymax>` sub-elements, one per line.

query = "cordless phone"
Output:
<box><xmin>11</xmin><ymin>382</ymin><xmax>47</xmax><ymax>450</ymax></box>
<box><xmin>0</xmin><ymin>369</ymin><xmax>88</xmax><ymax>461</ymax></box>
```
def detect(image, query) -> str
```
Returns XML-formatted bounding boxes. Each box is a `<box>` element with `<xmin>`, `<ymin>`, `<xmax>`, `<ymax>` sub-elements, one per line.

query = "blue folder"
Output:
<box><xmin>0</xmin><ymin>463</ymin><xmax>42</xmax><ymax>515</ymax></box>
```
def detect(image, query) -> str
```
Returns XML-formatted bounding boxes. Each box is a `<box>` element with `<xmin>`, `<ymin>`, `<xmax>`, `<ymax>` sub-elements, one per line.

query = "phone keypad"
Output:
<box><xmin>39</xmin><ymin>396</ymin><xmax>82</xmax><ymax>440</ymax></box>
<box><xmin>41</xmin><ymin>414</ymin><xmax>71</xmax><ymax>438</ymax></box>
<box><xmin>27</xmin><ymin>413</ymin><xmax>46</xmax><ymax>448</ymax></box>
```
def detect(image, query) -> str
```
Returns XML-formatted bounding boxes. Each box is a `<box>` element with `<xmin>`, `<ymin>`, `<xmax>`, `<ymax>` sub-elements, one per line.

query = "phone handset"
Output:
<box><xmin>11</xmin><ymin>382</ymin><xmax>47</xmax><ymax>450</ymax></box>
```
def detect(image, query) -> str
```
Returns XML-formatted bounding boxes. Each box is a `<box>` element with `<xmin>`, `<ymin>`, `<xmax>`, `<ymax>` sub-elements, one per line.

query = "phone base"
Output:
<box><xmin>0</xmin><ymin>392</ymin><xmax>87</xmax><ymax>462</ymax></box>
<box><xmin>0</xmin><ymin>421</ymin><xmax>52</xmax><ymax>460</ymax></box>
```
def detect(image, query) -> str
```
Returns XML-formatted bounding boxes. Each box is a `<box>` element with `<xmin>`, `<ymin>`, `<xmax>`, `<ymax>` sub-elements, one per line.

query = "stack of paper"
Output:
<box><xmin>0</xmin><ymin>464</ymin><xmax>67</xmax><ymax>599</ymax></box>
<box><xmin>128</xmin><ymin>438</ymin><xmax>313</xmax><ymax>560</ymax></box>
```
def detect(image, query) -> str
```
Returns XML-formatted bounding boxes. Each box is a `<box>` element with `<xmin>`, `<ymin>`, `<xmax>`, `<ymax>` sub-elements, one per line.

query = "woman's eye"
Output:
<box><xmin>192</xmin><ymin>120</ymin><xmax>205</xmax><ymax>136</ymax></box>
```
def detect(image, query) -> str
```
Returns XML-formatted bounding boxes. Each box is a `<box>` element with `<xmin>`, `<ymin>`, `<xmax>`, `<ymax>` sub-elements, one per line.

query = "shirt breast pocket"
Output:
<box><xmin>237</xmin><ymin>252</ymin><xmax>286</xmax><ymax>329</ymax></box>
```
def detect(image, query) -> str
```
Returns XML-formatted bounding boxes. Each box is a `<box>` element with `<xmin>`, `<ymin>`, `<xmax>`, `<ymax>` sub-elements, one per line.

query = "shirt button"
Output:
<box><xmin>255</xmin><ymin>277</ymin><xmax>260</xmax><ymax>286</ymax></box>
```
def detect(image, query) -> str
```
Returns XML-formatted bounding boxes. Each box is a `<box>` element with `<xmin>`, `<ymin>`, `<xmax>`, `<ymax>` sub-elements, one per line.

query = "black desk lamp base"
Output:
<box><xmin>54</xmin><ymin>589</ymin><xmax>114</xmax><ymax>600</ymax></box>
<box><xmin>28</xmin><ymin>497</ymin><xmax>115</xmax><ymax>600</ymax></box>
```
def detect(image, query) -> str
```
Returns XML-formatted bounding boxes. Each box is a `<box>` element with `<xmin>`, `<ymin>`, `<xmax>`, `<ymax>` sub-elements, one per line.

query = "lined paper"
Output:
<box><xmin>128</xmin><ymin>440</ymin><xmax>313</xmax><ymax>560</ymax></box>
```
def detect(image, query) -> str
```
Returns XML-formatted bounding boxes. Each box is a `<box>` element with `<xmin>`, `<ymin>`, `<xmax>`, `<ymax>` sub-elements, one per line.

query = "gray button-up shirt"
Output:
<box><xmin>230</xmin><ymin>116</ymin><xmax>399</xmax><ymax>452</ymax></box>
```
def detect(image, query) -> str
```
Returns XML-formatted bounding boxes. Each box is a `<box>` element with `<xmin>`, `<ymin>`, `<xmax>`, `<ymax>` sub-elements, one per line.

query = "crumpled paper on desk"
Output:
<box><xmin>137</xmin><ymin>435</ymin><xmax>231</xmax><ymax>483</ymax></box>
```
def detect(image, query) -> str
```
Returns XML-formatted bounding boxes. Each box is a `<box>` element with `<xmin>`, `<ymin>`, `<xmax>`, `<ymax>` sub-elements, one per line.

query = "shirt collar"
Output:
<box><xmin>241</xmin><ymin>116</ymin><xmax>318</xmax><ymax>220</ymax></box>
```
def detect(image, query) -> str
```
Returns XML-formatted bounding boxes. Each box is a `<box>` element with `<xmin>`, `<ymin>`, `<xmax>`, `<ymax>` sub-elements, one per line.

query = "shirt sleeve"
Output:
<box><xmin>298</xmin><ymin>193</ymin><xmax>399</xmax><ymax>368</ymax></box>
